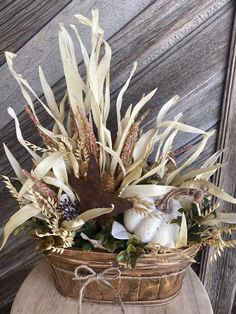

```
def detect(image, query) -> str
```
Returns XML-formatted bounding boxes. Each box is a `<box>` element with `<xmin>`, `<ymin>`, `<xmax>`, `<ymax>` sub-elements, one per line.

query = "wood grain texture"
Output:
<box><xmin>0</xmin><ymin>0</ymin><xmax>153</xmax><ymax>129</ymax></box>
<box><xmin>46</xmin><ymin>245</ymin><xmax>199</xmax><ymax>303</ymax></box>
<box><xmin>0</xmin><ymin>0</ymin><xmax>235</xmax><ymax>313</ymax></box>
<box><xmin>199</xmin><ymin>7</ymin><xmax>236</xmax><ymax>314</ymax></box>
<box><xmin>0</xmin><ymin>0</ymin><xmax>72</xmax><ymax>67</ymax></box>
<box><xmin>10</xmin><ymin>260</ymin><xmax>213</xmax><ymax>314</ymax></box>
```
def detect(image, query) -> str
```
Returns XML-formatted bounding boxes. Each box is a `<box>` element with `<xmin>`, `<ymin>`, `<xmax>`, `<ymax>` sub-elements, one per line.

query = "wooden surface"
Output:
<box><xmin>200</xmin><ymin>8</ymin><xmax>236</xmax><ymax>314</ymax></box>
<box><xmin>0</xmin><ymin>0</ymin><xmax>72</xmax><ymax>66</ymax></box>
<box><xmin>10</xmin><ymin>260</ymin><xmax>213</xmax><ymax>314</ymax></box>
<box><xmin>0</xmin><ymin>0</ymin><xmax>235</xmax><ymax>313</ymax></box>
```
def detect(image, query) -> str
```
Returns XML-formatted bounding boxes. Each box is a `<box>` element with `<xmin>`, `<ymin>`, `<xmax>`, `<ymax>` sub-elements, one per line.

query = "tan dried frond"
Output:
<box><xmin>210</xmin><ymin>247</ymin><xmax>223</xmax><ymax>261</ymax></box>
<box><xmin>22</xmin><ymin>169</ymin><xmax>58</xmax><ymax>203</ymax></box>
<box><xmin>135</xmin><ymin>197</ymin><xmax>155</xmax><ymax>209</ymax></box>
<box><xmin>56</xmin><ymin>141</ymin><xmax>71</xmax><ymax>165</ymax></box>
<box><xmin>145</xmin><ymin>243</ymin><xmax>195</xmax><ymax>262</ymax></box>
<box><xmin>24</xmin><ymin>105</ymin><xmax>55</xmax><ymax>148</ymax></box>
<box><xmin>220</xmin><ymin>225</ymin><xmax>236</xmax><ymax>235</ymax></box>
<box><xmin>2</xmin><ymin>175</ymin><xmax>25</xmax><ymax>207</ymax></box>
<box><xmin>126</xmin><ymin>197</ymin><xmax>153</xmax><ymax>216</ymax></box>
<box><xmin>28</xmin><ymin>188</ymin><xmax>59</xmax><ymax>226</ymax></box>
<box><xmin>132</xmin><ymin>207</ymin><xmax>150</xmax><ymax>216</ymax></box>
<box><xmin>101</xmin><ymin>171</ymin><xmax>115</xmax><ymax>192</ymax></box>
<box><xmin>28</xmin><ymin>187</ymin><xmax>73</xmax><ymax>252</ymax></box>
<box><xmin>222</xmin><ymin>239</ymin><xmax>236</xmax><ymax>248</ymax></box>
<box><xmin>59</xmin><ymin>136</ymin><xmax>73</xmax><ymax>151</ymax></box>
<box><xmin>75</xmin><ymin>138</ymin><xmax>89</xmax><ymax>177</ymax></box>
<box><xmin>24</xmin><ymin>140</ymin><xmax>49</xmax><ymax>153</ymax></box>
<box><xmin>74</xmin><ymin>139</ymin><xmax>82</xmax><ymax>161</ymax></box>
<box><xmin>202</xmin><ymin>203</ymin><xmax>218</xmax><ymax>217</ymax></box>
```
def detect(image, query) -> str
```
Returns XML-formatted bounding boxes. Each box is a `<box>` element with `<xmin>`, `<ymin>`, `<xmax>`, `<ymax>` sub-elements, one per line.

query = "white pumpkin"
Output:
<box><xmin>151</xmin><ymin>221</ymin><xmax>180</xmax><ymax>248</ymax></box>
<box><xmin>123</xmin><ymin>197</ymin><xmax>187</xmax><ymax>248</ymax></box>
<box><xmin>133</xmin><ymin>213</ymin><xmax>164</xmax><ymax>243</ymax></box>
<box><xmin>123</xmin><ymin>209</ymin><xmax>146</xmax><ymax>233</ymax></box>
<box><xmin>123</xmin><ymin>196</ymin><xmax>156</xmax><ymax>232</ymax></box>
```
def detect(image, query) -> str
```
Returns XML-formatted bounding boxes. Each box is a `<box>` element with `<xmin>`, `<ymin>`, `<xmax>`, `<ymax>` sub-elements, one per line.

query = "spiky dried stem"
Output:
<box><xmin>24</xmin><ymin>105</ymin><xmax>55</xmax><ymax>148</ymax></box>
<box><xmin>22</xmin><ymin>169</ymin><xmax>58</xmax><ymax>203</ymax></box>
<box><xmin>2</xmin><ymin>175</ymin><xmax>25</xmax><ymax>207</ymax></box>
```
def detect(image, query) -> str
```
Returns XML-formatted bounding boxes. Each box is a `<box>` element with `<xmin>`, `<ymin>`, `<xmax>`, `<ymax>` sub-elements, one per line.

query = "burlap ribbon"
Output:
<box><xmin>73</xmin><ymin>265</ymin><xmax>126</xmax><ymax>314</ymax></box>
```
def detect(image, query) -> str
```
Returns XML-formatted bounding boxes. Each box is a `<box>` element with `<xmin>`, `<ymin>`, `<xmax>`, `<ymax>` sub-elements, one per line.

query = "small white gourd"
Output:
<box><xmin>133</xmin><ymin>213</ymin><xmax>163</xmax><ymax>243</ymax></box>
<box><xmin>123</xmin><ymin>197</ymin><xmax>185</xmax><ymax>248</ymax></box>
<box><xmin>123</xmin><ymin>196</ymin><xmax>156</xmax><ymax>232</ymax></box>
<box><xmin>151</xmin><ymin>221</ymin><xmax>180</xmax><ymax>248</ymax></box>
<box><xmin>123</xmin><ymin>209</ymin><xmax>146</xmax><ymax>233</ymax></box>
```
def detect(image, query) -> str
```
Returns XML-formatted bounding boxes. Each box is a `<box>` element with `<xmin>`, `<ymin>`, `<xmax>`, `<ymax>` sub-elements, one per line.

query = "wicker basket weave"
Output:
<box><xmin>46</xmin><ymin>245</ymin><xmax>199</xmax><ymax>305</ymax></box>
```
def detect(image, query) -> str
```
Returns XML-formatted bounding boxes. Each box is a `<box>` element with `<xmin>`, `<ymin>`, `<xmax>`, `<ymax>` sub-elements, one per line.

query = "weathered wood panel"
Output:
<box><xmin>0</xmin><ymin>0</ymin><xmax>72</xmax><ymax>66</ymax></box>
<box><xmin>200</xmin><ymin>8</ymin><xmax>236</xmax><ymax>314</ymax></box>
<box><xmin>0</xmin><ymin>0</ymin><xmax>153</xmax><ymax>128</ymax></box>
<box><xmin>0</xmin><ymin>0</ymin><xmax>234</xmax><ymax>313</ymax></box>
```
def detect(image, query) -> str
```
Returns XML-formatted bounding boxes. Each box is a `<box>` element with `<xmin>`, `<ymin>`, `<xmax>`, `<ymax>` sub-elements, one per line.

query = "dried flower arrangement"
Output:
<box><xmin>1</xmin><ymin>9</ymin><xmax>236</xmax><ymax>274</ymax></box>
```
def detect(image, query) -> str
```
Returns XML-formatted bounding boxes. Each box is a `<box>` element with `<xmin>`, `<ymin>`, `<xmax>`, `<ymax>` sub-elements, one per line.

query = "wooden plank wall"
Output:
<box><xmin>200</xmin><ymin>9</ymin><xmax>236</xmax><ymax>314</ymax></box>
<box><xmin>0</xmin><ymin>0</ymin><xmax>234</xmax><ymax>313</ymax></box>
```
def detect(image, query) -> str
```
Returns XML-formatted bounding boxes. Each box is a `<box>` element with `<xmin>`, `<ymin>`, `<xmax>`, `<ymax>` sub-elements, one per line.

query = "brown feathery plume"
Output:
<box><xmin>77</xmin><ymin>107</ymin><xmax>99</xmax><ymax>161</ymax></box>
<box><xmin>69</xmin><ymin>109</ymin><xmax>77</xmax><ymax>135</ymax></box>
<box><xmin>24</xmin><ymin>105</ymin><xmax>55</xmax><ymax>148</ymax></box>
<box><xmin>120</xmin><ymin>123</ymin><xmax>139</xmax><ymax>167</ymax></box>
<box><xmin>67</xmin><ymin>97</ymin><xmax>77</xmax><ymax>136</ymax></box>
<box><xmin>120</xmin><ymin>109</ymin><xmax>150</xmax><ymax>168</ymax></box>
<box><xmin>136</xmin><ymin>109</ymin><xmax>150</xmax><ymax>125</ymax></box>
<box><xmin>22</xmin><ymin>169</ymin><xmax>58</xmax><ymax>203</ymax></box>
<box><xmin>169</xmin><ymin>145</ymin><xmax>192</xmax><ymax>158</ymax></box>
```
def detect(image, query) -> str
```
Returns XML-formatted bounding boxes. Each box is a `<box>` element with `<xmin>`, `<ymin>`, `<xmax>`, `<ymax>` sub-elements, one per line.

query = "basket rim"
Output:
<box><xmin>48</xmin><ymin>244</ymin><xmax>200</xmax><ymax>261</ymax></box>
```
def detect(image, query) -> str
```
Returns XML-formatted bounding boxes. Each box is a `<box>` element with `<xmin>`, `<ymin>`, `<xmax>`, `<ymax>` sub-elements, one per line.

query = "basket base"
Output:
<box><xmin>54</xmin><ymin>281</ymin><xmax>182</xmax><ymax>306</ymax></box>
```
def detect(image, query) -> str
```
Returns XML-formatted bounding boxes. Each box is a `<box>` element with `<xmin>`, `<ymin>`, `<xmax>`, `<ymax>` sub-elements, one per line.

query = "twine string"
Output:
<box><xmin>51</xmin><ymin>264</ymin><xmax>191</xmax><ymax>314</ymax></box>
<box><xmin>73</xmin><ymin>265</ymin><xmax>125</xmax><ymax>314</ymax></box>
<box><xmin>52</xmin><ymin>263</ymin><xmax>190</xmax><ymax>280</ymax></box>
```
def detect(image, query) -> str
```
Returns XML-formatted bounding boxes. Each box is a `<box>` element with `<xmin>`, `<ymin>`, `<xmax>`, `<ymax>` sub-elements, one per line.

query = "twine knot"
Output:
<box><xmin>73</xmin><ymin>265</ymin><xmax>125</xmax><ymax>314</ymax></box>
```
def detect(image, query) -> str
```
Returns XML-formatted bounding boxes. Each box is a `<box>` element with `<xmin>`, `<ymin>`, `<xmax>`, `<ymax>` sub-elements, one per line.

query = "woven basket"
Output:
<box><xmin>46</xmin><ymin>245</ymin><xmax>199</xmax><ymax>305</ymax></box>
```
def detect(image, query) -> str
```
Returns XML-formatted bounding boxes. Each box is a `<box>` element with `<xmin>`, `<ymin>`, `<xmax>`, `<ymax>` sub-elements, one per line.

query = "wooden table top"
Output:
<box><xmin>11</xmin><ymin>260</ymin><xmax>213</xmax><ymax>314</ymax></box>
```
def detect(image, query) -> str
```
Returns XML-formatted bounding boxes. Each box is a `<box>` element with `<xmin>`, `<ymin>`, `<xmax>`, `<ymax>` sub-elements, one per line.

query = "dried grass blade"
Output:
<box><xmin>0</xmin><ymin>204</ymin><xmax>40</xmax><ymax>250</ymax></box>
<box><xmin>116</xmin><ymin>62</ymin><xmax>137</xmax><ymax>138</ymax></box>
<box><xmin>165</xmin><ymin>131</ymin><xmax>215</xmax><ymax>184</ymax></box>
<box><xmin>3</xmin><ymin>144</ymin><xmax>25</xmax><ymax>181</ymax></box>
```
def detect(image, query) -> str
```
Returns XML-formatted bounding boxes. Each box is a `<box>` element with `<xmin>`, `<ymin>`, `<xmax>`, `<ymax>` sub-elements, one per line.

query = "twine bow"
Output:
<box><xmin>73</xmin><ymin>265</ymin><xmax>125</xmax><ymax>314</ymax></box>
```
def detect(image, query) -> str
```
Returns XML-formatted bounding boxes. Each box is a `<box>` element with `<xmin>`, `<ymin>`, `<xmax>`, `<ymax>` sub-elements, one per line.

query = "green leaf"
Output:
<box><xmin>82</xmin><ymin>241</ymin><xmax>93</xmax><ymax>251</ymax></box>
<box><xmin>116</xmin><ymin>250</ymin><xmax>127</xmax><ymax>262</ymax></box>
<box><xmin>127</xmin><ymin>243</ymin><xmax>136</xmax><ymax>254</ymax></box>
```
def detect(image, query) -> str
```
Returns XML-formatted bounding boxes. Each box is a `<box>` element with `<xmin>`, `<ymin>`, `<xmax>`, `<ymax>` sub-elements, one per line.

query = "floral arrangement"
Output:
<box><xmin>1</xmin><ymin>10</ymin><xmax>236</xmax><ymax>269</ymax></box>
